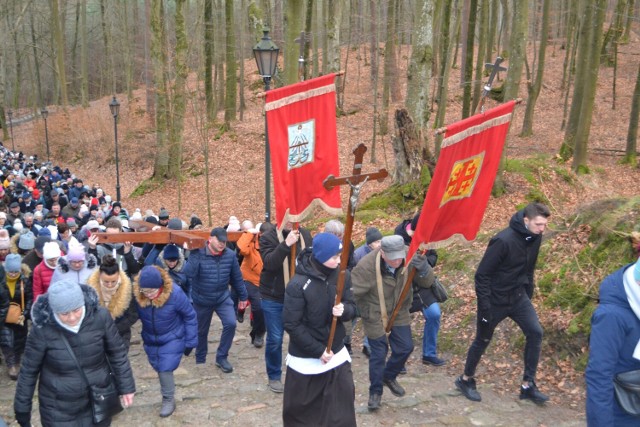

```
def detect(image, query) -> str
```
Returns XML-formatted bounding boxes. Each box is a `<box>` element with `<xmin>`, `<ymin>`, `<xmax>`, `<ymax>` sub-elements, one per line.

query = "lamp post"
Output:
<box><xmin>109</xmin><ymin>96</ymin><xmax>121</xmax><ymax>202</ymax></box>
<box><xmin>253</xmin><ymin>28</ymin><xmax>279</xmax><ymax>224</ymax></box>
<box><xmin>7</xmin><ymin>110</ymin><xmax>14</xmax><ymax>151</ymax></box>
<box><xmin>41</xmin><ymin>108</ymin><xmax>50</xmax><ymax>162</ymax></box>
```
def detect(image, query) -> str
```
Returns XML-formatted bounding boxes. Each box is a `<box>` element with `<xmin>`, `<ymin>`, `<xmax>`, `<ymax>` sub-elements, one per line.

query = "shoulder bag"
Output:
<box><xmin>59</xmin><ymin>332</ymin><xmax>123</xmax><ymax>424</ymax></box>
<box><xmin>432</xmin><ymin>277</ymin><xmax>448</xmax><ymax>303</ymax></box>
<box><xmin>614</xmin><ymin>369</ymin><xmax>640</xmax><ymax>416</ymax></box>
<box><xmin>5</xmin><ymin>280</ymin><xmax>25</xmax><ymax>326</ymax></box>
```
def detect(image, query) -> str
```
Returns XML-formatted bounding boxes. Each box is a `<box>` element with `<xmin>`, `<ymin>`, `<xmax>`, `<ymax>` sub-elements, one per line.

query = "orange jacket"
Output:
<box><xmin>236</xmin><ymin>231</ymin><xmax>262</xmax><ymax>286</ymax></box>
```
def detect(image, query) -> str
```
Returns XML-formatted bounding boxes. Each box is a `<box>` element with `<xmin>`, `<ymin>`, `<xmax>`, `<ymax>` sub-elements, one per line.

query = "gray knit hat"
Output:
<box><xmin>18</xmin><ymin>231</ymin><xmax>36</xmax><ymax>250</ymax></box>
<box><xmin>48</xmin><ymin>280</ymin><xmax>85</xmax><ymax>313</ymax></box>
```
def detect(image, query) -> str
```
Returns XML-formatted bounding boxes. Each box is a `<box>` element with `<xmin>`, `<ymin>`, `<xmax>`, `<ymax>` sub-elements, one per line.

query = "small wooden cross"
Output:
<box><xmin>322</xmin><ymin>143</ymin><xmax>388</xmax><ymax>351</ymax></box>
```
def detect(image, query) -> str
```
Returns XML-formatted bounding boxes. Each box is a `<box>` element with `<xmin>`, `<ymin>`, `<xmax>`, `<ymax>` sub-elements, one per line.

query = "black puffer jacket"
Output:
<box><xmin>14</xmin><ymin>285</ymin><xmax>136</xmax><ymax>427</ymax></box>
<box><xmin>283</xmin><ymin>248</ymin><xmax>356</xmax><ymax>358</ymax></box>
<box><xmin>0</xmin><ymin>270</ymin><xmax>9</xmax><ymax>324</ymax></box>
<box><xmin>474</xmin><ymin>210</ymin><xmax>543</xmax><ymax>312</ymax></box>
<box><xmin>259</xmin><ymin>226</ymin><xmax>312</xmax><ymax>303</ymax></box>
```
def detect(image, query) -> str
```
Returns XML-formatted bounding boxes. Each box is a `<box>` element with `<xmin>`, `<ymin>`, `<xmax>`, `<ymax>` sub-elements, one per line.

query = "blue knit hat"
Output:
<box><xmin>139</xmin><ymin>266</ymin><xmax>163</xmax><ymax>289</ymax></box>
<box><xmin>163</xmin><ymin>244</ymin><xmax>180</xmax><ymax>260</ymax></box>
<box><xmin>312</xmin><ymin>233</ymin><xmax>342</xmax><ymax>263</ymax></box>
<box><xmin>48</xmin><ymin>280</ymin><xmax>85</xmax><ymax>313</ymax></box>
<box><xmin>4</xmin><ymin>254</ymin><xmax>22</xmax><ymax>273</ymax></box>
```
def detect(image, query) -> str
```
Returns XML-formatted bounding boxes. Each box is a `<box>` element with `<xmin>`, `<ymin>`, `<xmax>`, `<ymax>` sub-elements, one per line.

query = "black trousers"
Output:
<box><xmin>463</xmin><ymin>294</ymin><xmax>543</xmax><ymax>382</ymax></box>
<box><xmin>283</xmin><ymin>361</ymin><xmax>356</xmax><ymax>427</ymax></box>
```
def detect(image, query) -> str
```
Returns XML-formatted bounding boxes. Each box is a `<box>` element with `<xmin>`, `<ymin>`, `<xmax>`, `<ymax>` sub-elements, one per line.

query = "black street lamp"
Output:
<box><xmin>41</xmin><ymin>107</ymin><xmax>50</xmax><ymax>162</ymax></box>
<box><xmin>109</xmin><ymin>96</ymin><xmax>121</xmax><ymax>202</ymax></box>
<box><xmin>7</xmin><ymin>110</ymin><xmax>14</xmax><ymax>151</ymax></box>
<box><xmin>253</xmin><ymin>28</ymin><xmax>279</xmax><ymax>224</ymax></box>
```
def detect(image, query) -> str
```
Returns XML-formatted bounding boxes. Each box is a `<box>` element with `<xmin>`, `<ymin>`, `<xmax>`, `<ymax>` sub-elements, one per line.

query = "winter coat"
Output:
<box><xmin>86</xmin><ymin>269</ymin><xmax>138</xmax><ymax>349</ymax></box>
<box><xmin>133</xmin><ymin>268</ymin><xmax>198</xmax><ymax>372</ymax></box>
<box><xmin>32</xmin><ymin>260</ymin><xmax>57</xmax><ymax>302</ymax></box>
<box><xmin>586</xmin><ymin>264</ymin><xmax>640</xmax><ymax>426</ymax></box>
<box><xmin>394</xmin><ymin>219</ymin><xmax>438</xmax><ymax>267</ymax></box>
<box><xmin>155</xmin><ymin>248</ymin><xmax>190</xmax><ymax>296</ymax></box>
<box><xmin>353</xmin><ymin>243</ymin><xmax>372</xmax><ymax>265</ymax></box>
<box><xmin>474</xmin><ymin>210</ymin><xmax>542</xmax><ymax>313</ymax></box>
<box><xmin>283</xmin><ymin>249</ymin><xmax>356</xmax><ymax>358</ymax></box>
<box><xmin>89</xmin><ymin>242</ymin><xmax>141</xmax><ymax>278</ymax></box>
<box><xmin>184</xmin><ymin>245</ymin><xmax>247</xmax><ymax>307</ymax></box>
<box><xmin>22</xmin><ymin>249</ymin><xmax>43</xmax><ymax>273</ymax></box>
<box><xmin>50</xmin><ymin>254</ymin><xmax>98</xmax><ymax>286</ymax></box>
<box><xmin>236</xmin><ymin>231</ymin><xmax>262</xmax><ymax>286</ymax></box>
<box><xmin>259</xmin><ymin>226</ymin><xmax>313</xmax><ymax>303</ymax></box>
<box><xmin>351</xmin><ymin>248</ymin><xmax>432</xmax><ymax>340</ymax></box>
<box><xmin>0</xmin><ymin>272</ymin><xmax>9</xmax><ymax>325</ymax></box>
<box><xmin>14</xmin><ymin>285</ymin><xmax>135</xmax><ymax>427</ymax></box>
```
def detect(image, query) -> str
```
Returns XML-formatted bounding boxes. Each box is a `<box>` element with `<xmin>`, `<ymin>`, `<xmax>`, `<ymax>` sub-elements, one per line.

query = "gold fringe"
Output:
<box><xmin>442</xmin><ymin>112</ymin><xmax>513</xmax><ymax>149</ymax></box>
<box><xmin>265</xmin><ymin>84</ymin><xmax>336</xmax><ymax>112</ymax></box>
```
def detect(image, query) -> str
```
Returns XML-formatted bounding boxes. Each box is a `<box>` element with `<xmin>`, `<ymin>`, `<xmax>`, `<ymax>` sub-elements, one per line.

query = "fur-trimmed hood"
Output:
<box><xmin>86</xmin><ymin>268</ymin><xmax>133</xmax><ymax>319</ymax></box>
<box><xmin>133</xmin><ymin>267</ymin><xmax>174</xmax><ymax>308</ymax></box>
<box><xmin>10</xmin><ymin>232</ymin><xmax>19</xmax><ymax>254</ymax></box>
<box><xmin>57</xmin><ymin>253</ymin><xmax>98</xmax><ymax>273</ymax></box>
<box><xmin>30</xmin><ymin>284</ymin><xmax>99</xmax><ymax>328</ymax></box>
<box><xmin>156</xmin><ymin>247</ymin><xmax>186</xmax><ymax>272</ymax></box>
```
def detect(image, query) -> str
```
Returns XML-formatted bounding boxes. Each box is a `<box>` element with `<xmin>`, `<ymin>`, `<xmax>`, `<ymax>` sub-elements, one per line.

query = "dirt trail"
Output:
<box><xmin>0</xmin><ymin>317</ymin><xmax>586</xmax><ymax>426</ymax></box>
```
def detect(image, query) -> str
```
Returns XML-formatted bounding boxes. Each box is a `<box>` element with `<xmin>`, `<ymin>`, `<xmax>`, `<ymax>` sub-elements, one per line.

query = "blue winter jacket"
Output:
<box><xmin>586</xmin><ymin>264</ymin><xmax>640</xmax><ymax>426</ymax></box>
<box><xmin>184</xmin><ymin>245</ymin><xmax>247</xmax><ymax>307</ymax></box>
<box><xmin>133</xmin><ymin>268</ymin><xmax>198</xmax><ymax>372</ymax></box>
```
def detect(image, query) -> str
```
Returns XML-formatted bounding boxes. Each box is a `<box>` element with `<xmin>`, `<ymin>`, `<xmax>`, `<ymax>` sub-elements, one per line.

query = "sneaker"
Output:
<box><xmin>237</xmin><ymin>310</ymin><xmax>245</xmax><ymax>323</ymax></box>
<box><xmin>253</xmin><ymin>335</ymin><xmax>264</xmax><ymax>348</ymax></box>
<box><xmin>520</xmin><ymin>381</ymin><xmax>549</xmax><ymax>405</ymax></box>
<box><xmin>8</xmin><ymin>365</ymin><xmax>18</xmax><ymax>381</ymax></box>
<box><xmin>383</xmin><ymin>378</ymin><xmax>405</xmax><ymax>397</ymax></box>
<box><xmin>399</xmin><ymin>367</ymin><xmax>407</xmax><ymax>375</ymax></box>
<box><xmin>362</xmin><ymin>346</ymin><xmax>371</xmax><ymax>358</ymax></box>
<box><xmin>268</xmin><ymin>379</ymin><xmax>284</xmax><ymax>393</ymax></box>
<box><xmin>367</xmin><ymin>393</ymin><xmax>382</xmax><ymax>411</ymax></box>
<box><xmin>159</xmin><ymin>397</ymin><xmax>176</xmax><ymax>417</ymax></box>
<box><xmin>215</xmin><ymin>359</ymin><xmax>233</xmax><ymax>373</ymax></box>
<box><xmin>422</xmin><ymin>355</ymin><xmax>446</xmax><ymax>366</ymax></box>
<box><xmin>455</xmin><ymin>375</ymin><xmax>481</xmax><ymax>402</ymax></box>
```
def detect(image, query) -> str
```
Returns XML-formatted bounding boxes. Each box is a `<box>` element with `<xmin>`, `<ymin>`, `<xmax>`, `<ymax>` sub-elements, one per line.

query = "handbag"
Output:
<box><xmin>432</xmin><ymin>277</ymin><xmax>448</xmax><ymax>303</ymax></box>
<box><xmin>59</xmin><ymin>333</ymin><xmax>123</xmax><ymax>424</ymax></box>
<box><xmin>5</xmin><ymin>280</ymin><xmax>25</xmax><ymax>325</ymax></box>
<box><xmin>614</xmin><ymin>369</ymin><xmax>640</xmax><ymax>416</ymax></box>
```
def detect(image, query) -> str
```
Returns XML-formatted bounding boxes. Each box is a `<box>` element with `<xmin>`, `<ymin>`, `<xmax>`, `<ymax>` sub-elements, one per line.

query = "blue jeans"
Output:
<box><xmin>368</xmin><ymin>325</ymin><xmax>414</xmax><ymax>395</ymax></box>
<box><xmin>422</xmin><ymin>302</ymin><xmax>441</xmax><ymax>357</ymax></box>
<box><xmin>262</xmin><ymin>299</ymin><xmax>284</xmax><ymax>381</ymax></box>
<box><xmin>194</xmin><ymin>297</ymin><xmax>237</xmax><ymax>363</ymax></box>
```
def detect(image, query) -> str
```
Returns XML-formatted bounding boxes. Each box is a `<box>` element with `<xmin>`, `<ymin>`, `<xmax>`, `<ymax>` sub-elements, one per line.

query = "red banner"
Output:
<box><xmin>408</xmin><ymin>101</ymin><xmax>517</xmax><ymax>260</ymax></box>
<box><xmin>265</xmin><ymin>74</ymin><xmax>342</xmax><ymax>228</ymax></box>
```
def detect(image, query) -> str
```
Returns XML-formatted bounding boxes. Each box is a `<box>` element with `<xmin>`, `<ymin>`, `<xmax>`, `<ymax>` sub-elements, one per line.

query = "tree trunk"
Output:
<box><xmin>472</xmin><ymin>0</ymin><xmax>489</xmax><ymax>114</ymax></box>
<box><xmin>80</xmin><ymin>0</ymin><xmax>88</xmax><ymax>107</ymax></box>
<box><xmin>327</xmin><ymin>0</ymin><xmax>343</xmax><ymax>108</ymax></box>
<box><xmin>392</xmin><ymin>109</ymin><xmax>423</xmax><ymax>184</ymax></box>
<box><xmin>381</xmin><ymin>0</ymin><xmax>397</xmax><ymax>136</ymax></box>
<box><xmin>204</xmin><ymin>0</ymin><xmax>215</xmax><ymax>121</ymax></box>
<box><xmin>144</xmin><ymin>0</ymin><xmax>155</xmax><ymax>123</ymax></box>
<box><xmin>461</xmin><ymin>0</ymin><xmax>477</xmax><ymax>118</ymax></box>
<box><xmin>30</xmin><ymin>12</ymin><xmax>43</xmax><ymax>107</ymax></box>
<box><xmin>283</xmin><ymin>0</ymin><xmax>305</xmax><ymax>85</ymax></box>
<box><xmin>224</xmin><ymin>0</ymin><xmax>237</xmax><ymax>127</ymax></box>
<box><xmin>303</xmin><ymin>0</ymin><xmax>314</xmax><ymax>80</ymax></box>
<box><xmin>623</xmin><ymin>61</ymin><xmax>640</xmax><ymax>165</ymax></box>
<box><xmin>51</xmin><ymin>0</ymin><xmax>68</xmax><ymax>106</ymax></box>
<box><xmin>405</xmin><ymin>0</ymin><xmax>434</xmax><ymax>157</ymax></box>
<box><xmin>621</xmin><ymin>0</ymin><xmax>635</xmax><ymax>44</ymax></box>
<box><xmin>521</xmin><ymin>0</ymin><xmax>550</xmax><ymax>136</ymax></box>
<box><xmin>151</xmin><ymin>0</ymin><xmax>169</xmax><ymax>179</ymax></box>
<box><xmin>168</xmin><ymin>0</ymin><xmax>188</xmax><ymax>183</ymax></box>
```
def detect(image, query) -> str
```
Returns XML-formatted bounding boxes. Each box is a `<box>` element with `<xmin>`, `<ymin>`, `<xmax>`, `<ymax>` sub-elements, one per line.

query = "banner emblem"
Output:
<box><xmin>288</xmin><ymin>119</ymin><xmax>315</xmax><ymax>170</ymax></box>
<box><xmin>441</xmin><ymin>152</ymin><xmax>484</xmax><ymax>206</ymax></box>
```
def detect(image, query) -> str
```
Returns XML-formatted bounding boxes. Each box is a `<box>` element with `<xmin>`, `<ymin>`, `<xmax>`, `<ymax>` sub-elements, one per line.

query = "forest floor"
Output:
<box><xmin>3</xmin><ymin>34</ymin><xmax>640</xmax><ymax>426</ymax></box>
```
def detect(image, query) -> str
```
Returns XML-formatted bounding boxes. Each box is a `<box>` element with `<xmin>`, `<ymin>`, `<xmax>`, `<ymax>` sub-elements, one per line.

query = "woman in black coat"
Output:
<box><xmin>14</xmin><ymin>280</ymin><xmax>135</xmax><ymax>427</ymax></box>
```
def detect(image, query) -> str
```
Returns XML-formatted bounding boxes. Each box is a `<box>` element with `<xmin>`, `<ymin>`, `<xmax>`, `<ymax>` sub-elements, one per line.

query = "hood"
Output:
<box><xmin>156</xmin><ymin>248</ymin><xmax>186</xmax><ymax>272</ymax></box>
<box><xmin>295</xmin><ymin>248</ymin><xmax>339</xmax><ymax>283</ymax></box>
<box><xmin>31</xmin><ymin>284</ymin><xmax>99</xmax><ymax>328</ymax></box>
<box><xmin>599</xmin><ymin>264</ymin><xmax>634</xmax><ymax>309</ymax></box>
<box><xmin>86</xmin><ymin>269</ymin><xmax>133</xmax><ymax>319</ymax></box>
<box><xmin>509</xmin><ymin>210</ymin><xmax>541</xmax><ymax>243</ymax></box>
<box><xmin>57</xmin><ymin>253</ymin><xmax>98</xmax><ymax>273</ymax></box>
<box><xmin>133</xmin><ymin>267</ymin><xmax>174</xmax><ymax>308</ymax></box>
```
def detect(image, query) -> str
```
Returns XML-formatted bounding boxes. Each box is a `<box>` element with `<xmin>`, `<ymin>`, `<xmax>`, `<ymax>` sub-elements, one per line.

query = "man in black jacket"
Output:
<box><xmin>455</xmin><ymin>202</ymin><xmax>550</xmax><ymax>404</ymax></box>
<box><xmin>259</xmin><ymin>221</ymin><xmax>312</xmax><ymax>393</ymax></box>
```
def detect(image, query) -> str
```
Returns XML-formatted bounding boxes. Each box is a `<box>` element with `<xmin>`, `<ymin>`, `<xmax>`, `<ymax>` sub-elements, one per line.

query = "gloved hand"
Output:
<box><xmin>15</xmin><ymin>411</ymin><xmax>31</xmax><ymax>427</ymax></box>
<box><xmin>183</xmin><ymin>347</ymin><xmax>194</xmax><ymax>356</ymax></box>
<box><xmin>409</xmin><ymin>253</ymin><xmax>431</xmax><ymax>276</ymax></box>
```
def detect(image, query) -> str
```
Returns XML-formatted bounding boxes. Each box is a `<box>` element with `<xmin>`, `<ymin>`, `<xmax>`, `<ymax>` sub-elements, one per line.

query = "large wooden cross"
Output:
<box><xmin>323</xmin><ymin>143</ymin><xmax>388</xmax><ymax>352</ymax></box>
<box><xmin>93</xmin><ymin>220</ymin><xmax>244</xmax><ymax>249</ymax></box>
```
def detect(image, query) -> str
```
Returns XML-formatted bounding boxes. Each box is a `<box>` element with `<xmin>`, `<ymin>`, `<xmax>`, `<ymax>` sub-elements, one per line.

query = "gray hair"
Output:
<box><xmin>324</xmin><ymin>219</ymin><xmax>344</xmax><ymax>238</ymax></box>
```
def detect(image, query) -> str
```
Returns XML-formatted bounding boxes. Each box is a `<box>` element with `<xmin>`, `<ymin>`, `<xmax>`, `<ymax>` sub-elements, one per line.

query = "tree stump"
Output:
<box><xmin>392</xmin><ymin>108</ymin><xmax>423</xmax><ymax>184</ymax></box>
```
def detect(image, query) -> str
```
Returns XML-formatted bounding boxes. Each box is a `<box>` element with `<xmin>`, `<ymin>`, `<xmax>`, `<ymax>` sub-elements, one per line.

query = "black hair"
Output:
<box><xmin>99</xmin><ymin>254</ymin><xmax>120</xmax><ymax>275</ymax></box>
<box><xmin>523</xmin><ymin>203</ymin><xmax>551</xmax><ymax>219</ymax></box>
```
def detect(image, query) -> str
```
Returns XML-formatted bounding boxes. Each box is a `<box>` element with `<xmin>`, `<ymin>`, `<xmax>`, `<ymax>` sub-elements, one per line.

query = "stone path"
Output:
<box><xmin>0</xmin><ymin>317</ymin><xmax>586</xmax><ymax>426</ymax></box>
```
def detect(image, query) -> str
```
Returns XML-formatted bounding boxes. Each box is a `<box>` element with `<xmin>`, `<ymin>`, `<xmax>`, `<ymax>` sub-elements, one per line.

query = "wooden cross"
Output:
<box><xmin>322</xmin><ymin>143</ymin><xmax>388</xmax><ymax>352</ymax></box>
<box><xmin>92</xmin><ymin>220</ymin><xmax>244</xmax><ymax>250</ymax></box>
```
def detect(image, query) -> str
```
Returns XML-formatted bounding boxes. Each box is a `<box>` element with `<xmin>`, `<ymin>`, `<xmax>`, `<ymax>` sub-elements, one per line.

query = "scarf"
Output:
<box><xmin>100</xmin><ymin>280</ymin><xmax>121</xmax><ymax>307</ymax></box>
<box><xmin>623</xmin><ymin>266</ymin><xmax>640</xmax><ymax>361</ymax></box>
<box><xmin>53</xmin><ymin>305</ymin><xmax>86</xmax><ymax>334</ymax></box>
<box><xmin>6</xmin><ymin>275</ymin><xmax>18</xmax><ymax>299</ymax></box>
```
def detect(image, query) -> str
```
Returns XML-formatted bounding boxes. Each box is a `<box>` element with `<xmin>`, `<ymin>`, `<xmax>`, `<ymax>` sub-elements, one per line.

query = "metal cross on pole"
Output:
<box><xmin>476</xmin><ymin>56</ymin><xmax>507</xmax><ymax>114</ymax></box>
<box><xmin>323</xmin><ymin>143</ymin><xmax>388</xmax><ymax>352</ymax></box>
<box><xmin>294</xmin><ymin>31</ymin><xmax>312</xmax><ymax>82</ymax></box>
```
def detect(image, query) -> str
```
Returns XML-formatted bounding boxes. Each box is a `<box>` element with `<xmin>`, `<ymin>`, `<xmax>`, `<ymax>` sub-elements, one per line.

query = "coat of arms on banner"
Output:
<box><xmin>288</xmin><ymin>119</ymin><xmax>315</xmax><ymax>170</ymax></box>
<box><xmin>441</xmin><ymin>152</ymin><xmax>484</xmax><ymax>206</ymax></box>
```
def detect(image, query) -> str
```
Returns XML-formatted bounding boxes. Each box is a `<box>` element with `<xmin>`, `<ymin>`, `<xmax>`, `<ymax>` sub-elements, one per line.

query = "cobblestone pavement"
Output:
<box><xmin>0</xmin><ymin>318</ymin><xmax>586</xmax><ymax>426</ymax></box>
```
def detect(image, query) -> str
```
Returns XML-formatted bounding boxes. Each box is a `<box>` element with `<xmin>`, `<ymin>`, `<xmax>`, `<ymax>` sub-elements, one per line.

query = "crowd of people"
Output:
<box><xmin>1</xmin><ymin>141</ymin><xmax>637</xmax><ymax>426</ymax></box>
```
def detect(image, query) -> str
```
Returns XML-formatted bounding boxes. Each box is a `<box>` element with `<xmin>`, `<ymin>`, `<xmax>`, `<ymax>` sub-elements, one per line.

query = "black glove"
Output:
<box><xmin>409</xmin><ymin>254</ymin><xmax>430</xmax><ymax>276</ymax></box>
<box><xmin>15</xmin><ymin>412</ymin><xmax>31</xmax><ymax>427</ymax></box>
<box><xmin>184</xmin><ymin>347</ymin><xmax>194</xmax><ymax>356</ymax></box>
